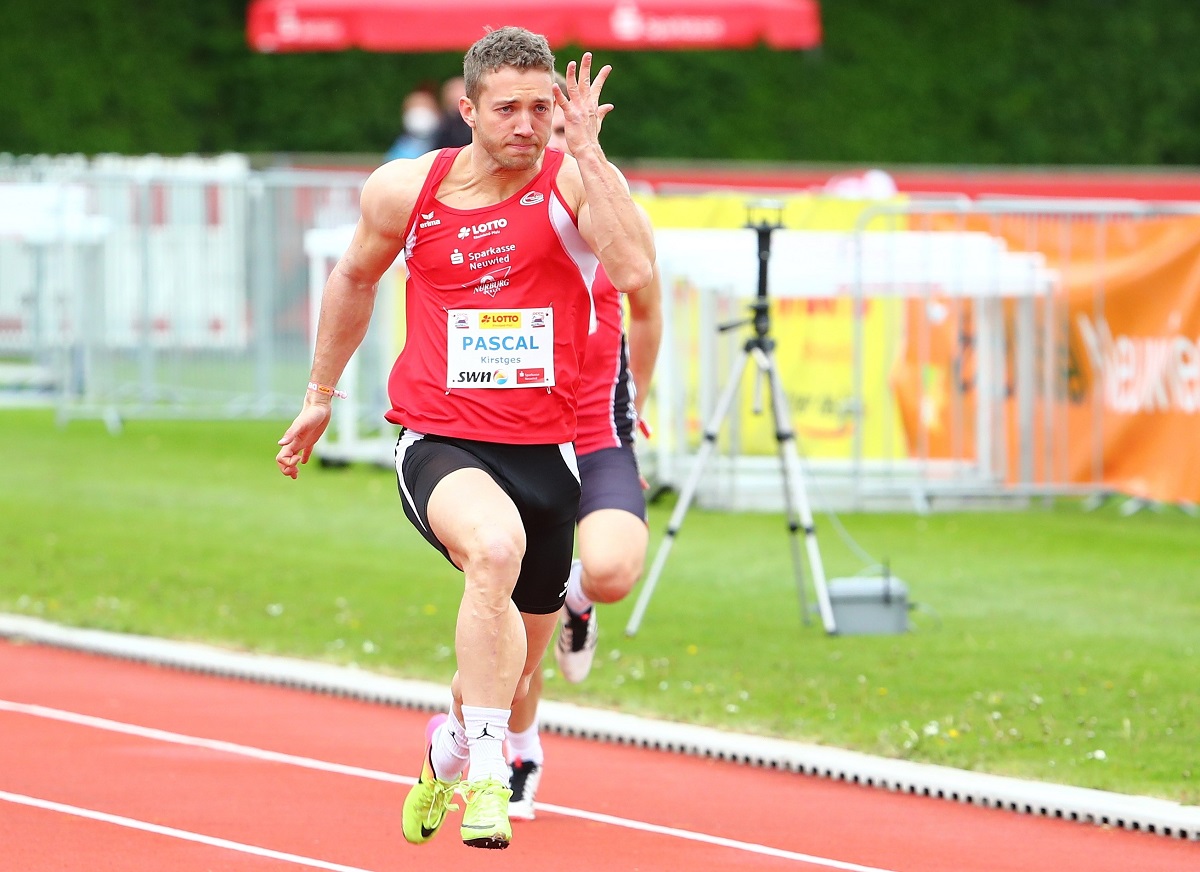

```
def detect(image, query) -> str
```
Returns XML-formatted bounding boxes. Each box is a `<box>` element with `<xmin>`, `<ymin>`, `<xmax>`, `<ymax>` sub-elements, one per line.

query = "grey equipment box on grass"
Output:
<box><xmin>826</xmin><ymin>575</ymin><xmax>910</xmax><ymax>636</ymax></box>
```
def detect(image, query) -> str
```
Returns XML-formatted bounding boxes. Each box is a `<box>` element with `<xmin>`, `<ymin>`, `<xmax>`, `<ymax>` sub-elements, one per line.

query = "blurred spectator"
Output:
<box><xmin>432</xmin><ymin>76</ymin><xmax>473</xmax><ymax>149</ymax></box>
<box><xmin>384</xmin><ymin>89</ymin><xmax>440</xmax><ymax>161</ymax></box>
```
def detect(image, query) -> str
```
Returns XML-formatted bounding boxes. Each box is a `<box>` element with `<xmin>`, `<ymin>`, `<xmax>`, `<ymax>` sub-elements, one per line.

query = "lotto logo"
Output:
<box><xmin>459</xmin><ymin>218</ymin><xmax>508</xmax><ymax>239</ymax></box>
<box><xmin>479</xmin><ymin>312</ymin><xmax>521</xmax><ymax>329</ymax></box>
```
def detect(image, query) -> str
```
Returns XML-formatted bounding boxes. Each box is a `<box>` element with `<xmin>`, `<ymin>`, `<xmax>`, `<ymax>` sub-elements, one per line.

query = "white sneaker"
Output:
<box><xmin>555</xmin><ymin>602</ymin><xmax>598</xmax><ymax>683</ymax></box>
<box><xmin>507</xmin><ymin>759</ymin><xmax>542</xmax><ymax>821</ymax></box>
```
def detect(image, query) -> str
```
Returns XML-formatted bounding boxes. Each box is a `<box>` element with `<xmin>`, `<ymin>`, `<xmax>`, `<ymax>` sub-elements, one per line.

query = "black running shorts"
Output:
<box><xmin>394</xmin><ymin>430</ymin><xmax>581</xmax><ymax>615</ymax></box>
<box><xmin>577</xmin><ymin>443</ymin><xmax>648</xmax><ymax>523</ymax></box>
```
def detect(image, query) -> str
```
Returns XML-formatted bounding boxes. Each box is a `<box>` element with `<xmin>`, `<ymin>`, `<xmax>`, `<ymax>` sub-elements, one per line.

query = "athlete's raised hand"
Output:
<box><xmin>554</xmin><ymin>52</ymin><xmax>613</xmax><ymax>157</ymax></box>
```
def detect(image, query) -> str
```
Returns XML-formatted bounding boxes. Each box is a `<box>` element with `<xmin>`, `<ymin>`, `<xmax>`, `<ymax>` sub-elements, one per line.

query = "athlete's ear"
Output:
<box><xmin>462</xmin><ymin>96</ymin><xmax>476</xmax><ymax>129</ymax></box>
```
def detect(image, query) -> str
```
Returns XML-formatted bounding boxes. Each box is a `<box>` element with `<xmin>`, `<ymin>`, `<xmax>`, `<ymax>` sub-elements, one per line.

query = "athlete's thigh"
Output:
<box><xmin>395</xmin><ymin>431</ymin><xmax>520</xmax><ymax>569</ymax></box>
<box><xmin>575</xmin><ymin>444</ymin><xmax>649</xmax><ymax>589</ymax></box>
<box><xmin>577</xmin><ymin>444</ymin><xmax>647</xmax><ymax>522</ymax></box>
<box><xmin>427</xmin><ymin>467</ymin><xmax>524</xmax><ymax>569</ymax></box>
<box><xmin>505</xmin><ymin>444</ymin><xmax>580</xmax><ymax>615</ymax></box>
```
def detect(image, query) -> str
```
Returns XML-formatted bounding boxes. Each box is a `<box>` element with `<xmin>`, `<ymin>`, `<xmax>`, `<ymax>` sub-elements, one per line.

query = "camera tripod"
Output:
<box><xmin>625</xmin><ymin>203</ymin><xmax>838</xmax><ymax>637</ymax></box>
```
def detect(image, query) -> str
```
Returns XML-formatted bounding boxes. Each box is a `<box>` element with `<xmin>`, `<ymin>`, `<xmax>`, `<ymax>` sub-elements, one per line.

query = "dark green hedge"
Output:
<box><xmin>3</xmin><ymin>0</ymin><xmax>1198</xmax><ymax>164</ymax></box>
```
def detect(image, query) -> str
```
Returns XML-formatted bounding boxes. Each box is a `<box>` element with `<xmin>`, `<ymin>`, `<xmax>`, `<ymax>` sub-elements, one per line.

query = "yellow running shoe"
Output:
<box><xmin>401</xmin><ymin>747</ymin><xmax>460</xmax><ymax>845</ymax></box>
<box><xmin>459</xmin><ymin>778</ymin><xmax>513</xmax><ymax>849</ymax></box>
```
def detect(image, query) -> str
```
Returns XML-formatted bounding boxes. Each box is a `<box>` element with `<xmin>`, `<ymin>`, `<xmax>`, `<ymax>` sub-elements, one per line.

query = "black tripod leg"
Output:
<box><xmin>625</xmin><ymin>348</ymin><xmax>750</xmax><ymax>637</ymax></box>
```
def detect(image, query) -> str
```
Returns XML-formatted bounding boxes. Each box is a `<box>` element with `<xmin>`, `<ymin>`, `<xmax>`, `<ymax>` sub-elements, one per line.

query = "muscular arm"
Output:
<box><xmin>276</xmin><ymin>159</ymin><xmax>426</xmax><ymax>477</ymax></box>
<box><xmin>625</xmin><ymin>261</ymin><xmax>663</xmax><ymax>420</ymax></box>
<box><xmin>574</xmin><ymin>154</ymin><xmax>655</xmax><ymax>294</ymax></box>
<box><xmin>308</xmin><ymin>163</ymin><xmax>417</xmax><ymax>388</ymax></box>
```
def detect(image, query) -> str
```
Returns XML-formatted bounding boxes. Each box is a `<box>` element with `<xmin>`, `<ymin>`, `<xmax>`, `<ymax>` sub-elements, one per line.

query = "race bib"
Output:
<box><xmin>446</xmin><ymin>308</ymin><xmax>555</xmax><ymax>389</ymax></box>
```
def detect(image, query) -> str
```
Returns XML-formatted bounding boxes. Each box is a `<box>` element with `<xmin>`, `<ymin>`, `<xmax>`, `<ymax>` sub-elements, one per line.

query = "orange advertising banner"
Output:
<box><xmin>892</xmin><ymin>214</ymin><xmax>1200</xmax><ymax>504</ymax></box>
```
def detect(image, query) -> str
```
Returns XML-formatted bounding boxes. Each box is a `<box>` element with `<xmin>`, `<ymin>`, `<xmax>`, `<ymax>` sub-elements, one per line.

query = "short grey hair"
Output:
<box><xmin>463</xmin><ymin>27</ymin><xmax>555</xmax><ymax>102</ymax></box>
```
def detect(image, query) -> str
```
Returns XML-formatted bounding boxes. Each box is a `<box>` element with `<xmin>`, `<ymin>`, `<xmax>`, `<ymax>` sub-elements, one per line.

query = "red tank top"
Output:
<box><xmin>385</xmin><ymin>148</ymin><xmax>597</xmax><ymax>444</ymax></box>
<box><xmin>574</xmin><ymin>267</ymin><xmax>636</xmax><ymax>455</ymax></box>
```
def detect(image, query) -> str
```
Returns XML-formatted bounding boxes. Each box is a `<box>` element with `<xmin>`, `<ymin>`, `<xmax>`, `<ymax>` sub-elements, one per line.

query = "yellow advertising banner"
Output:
<box><xmin>638</xmin><ymin>193</ymin><xmax>906</xmax><ymax>460</ymax></box>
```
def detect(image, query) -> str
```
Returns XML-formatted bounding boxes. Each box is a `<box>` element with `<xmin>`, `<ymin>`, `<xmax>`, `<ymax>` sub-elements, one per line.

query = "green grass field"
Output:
<box><xmin>2</xmin><ymin>410</ymin><xmax>1196</xmax><ymax>804</ymax></box>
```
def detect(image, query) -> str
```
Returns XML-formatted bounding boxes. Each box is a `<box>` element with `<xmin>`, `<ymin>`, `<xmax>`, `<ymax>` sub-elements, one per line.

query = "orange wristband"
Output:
<box><xmin>307</xmin><ymin>382</ymin><xmax>347</xmax><ymax>399</ymax></box>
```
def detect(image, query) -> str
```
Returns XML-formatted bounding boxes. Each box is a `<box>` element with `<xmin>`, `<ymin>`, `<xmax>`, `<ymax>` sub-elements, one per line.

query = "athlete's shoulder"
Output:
<box><xmin>551</xmin><ymin>150</ymin><xmax>585</xmax><ymax>204</ymax></box>
<box><xmin>361</xmin><ymin>152</ymin><xmax>441</xmax><ymax>235</ymax></box>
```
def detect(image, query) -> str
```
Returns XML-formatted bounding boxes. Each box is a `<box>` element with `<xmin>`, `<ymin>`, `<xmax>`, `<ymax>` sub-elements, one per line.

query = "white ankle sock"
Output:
<box><xmin>430</xmin><ymin>709</ymin><xmax>469</xmax><ymax>781</ymax></box>
<box><xmin>505</xmin><ymin>720</ymin><xmax>544</xmax><ymax>766</ymax></box>
<box><xmin>563</xmin><ymin>559</ymin><xmax>592</xmax><ymax>615</ymax></box>
<box><xmin>462</xmin><ymin>705</ymin><xmax>510</xmax><ymax>784</ymax></box>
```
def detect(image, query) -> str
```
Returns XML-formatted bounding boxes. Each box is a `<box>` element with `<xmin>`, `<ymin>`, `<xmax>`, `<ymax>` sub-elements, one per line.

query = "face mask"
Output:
<box><xmin>404</xmin><ymin>107</ymin><xmax>440</xmax><ymax>137</ymax></box>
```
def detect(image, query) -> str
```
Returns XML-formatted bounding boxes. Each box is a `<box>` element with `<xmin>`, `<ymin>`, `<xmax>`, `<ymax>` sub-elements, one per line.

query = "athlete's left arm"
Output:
<box><xmin>625</xmin><ymin>258</ymin><xmax>663</xmax><ymax>420</ymax></box>
<box><xmin>574</xmin><ymin>156</ymin><xmax>655</xmax><ymax>294</ymax></box>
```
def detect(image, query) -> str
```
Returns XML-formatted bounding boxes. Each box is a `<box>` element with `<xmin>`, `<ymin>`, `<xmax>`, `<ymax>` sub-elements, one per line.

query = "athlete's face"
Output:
<box><xmin>469</xmin><ymin>67</ymin><xmax>554</xmax><ymax>171</ymax></box>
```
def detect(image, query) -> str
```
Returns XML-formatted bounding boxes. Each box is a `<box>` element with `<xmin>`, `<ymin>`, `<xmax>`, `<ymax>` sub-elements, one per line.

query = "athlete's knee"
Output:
<box><xmin>462</xmin><ymin>524</ymin><xmax>525</xmax><ymax>581</ymax></box>
<box><xmin>582</xmin><ymin>549</ymin><xmax>644</xmax><ymax>604</ymax></box>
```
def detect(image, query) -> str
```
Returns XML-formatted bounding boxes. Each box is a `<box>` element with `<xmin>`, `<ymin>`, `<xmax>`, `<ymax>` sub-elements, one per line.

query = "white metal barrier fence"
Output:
<box><xmin>0</xmin><ymin>154</ymin><xmax>371</xmax><ymax>427</ymax></box>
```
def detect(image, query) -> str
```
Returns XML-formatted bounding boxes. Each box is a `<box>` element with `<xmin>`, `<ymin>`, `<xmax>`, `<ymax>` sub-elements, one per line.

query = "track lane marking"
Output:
<box><xmin>0</xmin><ymin>790</ymin><xmax>379</xmax><ymax>872</ymax></box>
<box><xmin>0</xmin><ymin>699</ymin><xmax>898</xmax><ymax>871</ymax></box>
<box><xmin>534</xmin><ymin>800</ymin><xmax>897</xmax><ymax>871</ymax></box>
<box><xmin>0</xmin><ymin>699</ymin><xmax>411</xmax><ymax>783</ymax></box>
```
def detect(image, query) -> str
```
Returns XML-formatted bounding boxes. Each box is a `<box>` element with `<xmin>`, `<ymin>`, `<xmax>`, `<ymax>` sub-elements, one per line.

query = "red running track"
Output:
<box><xmin>0</xmin><ymin>641</ymin><xmax>1195</xmax><ymax>872</ymax></box>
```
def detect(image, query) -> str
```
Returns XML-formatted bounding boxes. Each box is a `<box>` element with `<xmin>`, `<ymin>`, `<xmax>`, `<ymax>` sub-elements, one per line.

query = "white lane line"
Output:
<box><xmin>0</xmin><ymin>699</ymin><xmax>413</xmax><ymax>784</ymax></box>
<box><xmin>0</xmin><ymin>699</ymin><xmax>898</xmax><ymax>872</ymax></box>
<box><xmin>536</xmin><ymin>800</ymin><xmax>899</xmax><ymax>872</ymax></box>
<box><xmin>0</xmin><ymin>790</ymin><xmax>378</xmax><ymax>872</ymax></box>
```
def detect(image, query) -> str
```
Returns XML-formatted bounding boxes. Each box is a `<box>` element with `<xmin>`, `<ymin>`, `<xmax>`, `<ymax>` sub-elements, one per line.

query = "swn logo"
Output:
<box><xmin>454</xmin><ymin>370</ymin><xmax>508</xmax><ymax>385</ymax></box>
